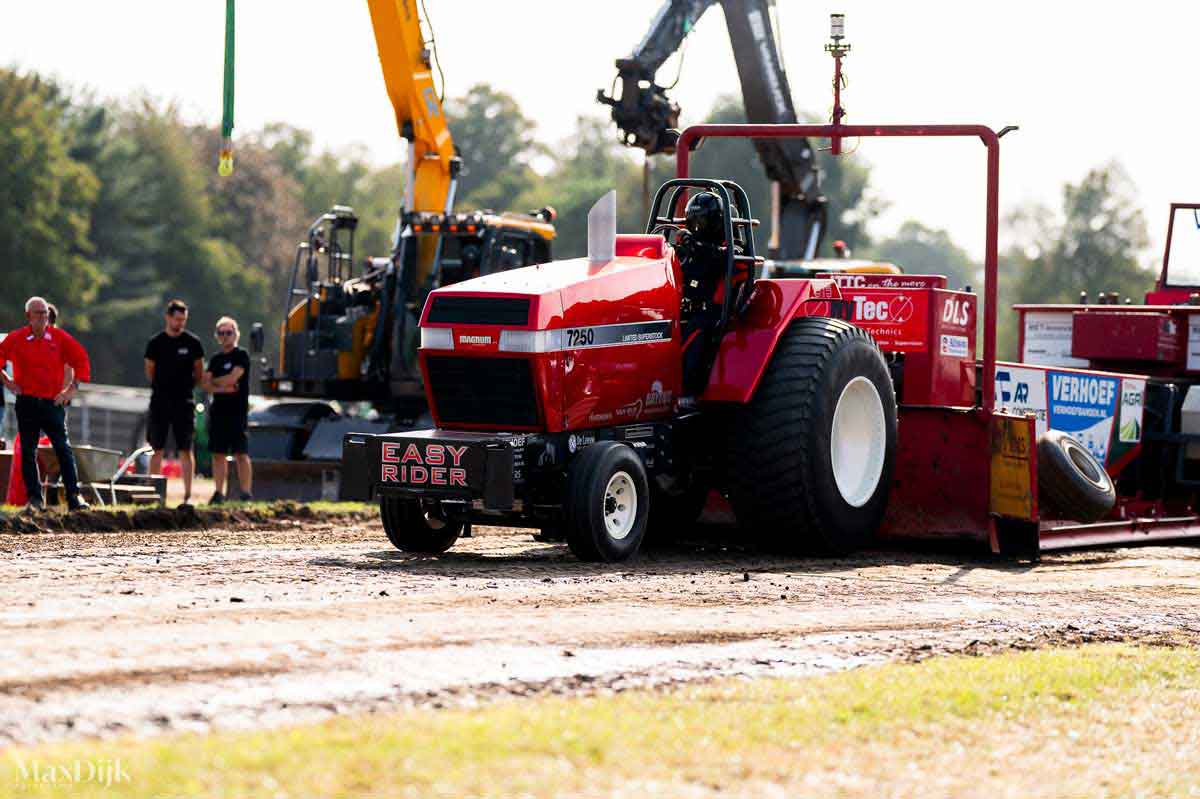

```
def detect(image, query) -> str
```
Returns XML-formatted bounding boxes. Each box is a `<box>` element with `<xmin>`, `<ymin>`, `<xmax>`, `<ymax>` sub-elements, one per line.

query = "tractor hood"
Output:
<box><xmin>437</xmin><ymin>254</ymin><xmax>659</xmax><ymax>296</ymax></box>
<box><xmin>422</xmin><ymin>237</ymin><xmax>677</xmax><ymax>331</ymax></box>
<box><xmin>417</xmin><ymin>239</ymin><xmax>683</xmax><ymax>433</ymax></box>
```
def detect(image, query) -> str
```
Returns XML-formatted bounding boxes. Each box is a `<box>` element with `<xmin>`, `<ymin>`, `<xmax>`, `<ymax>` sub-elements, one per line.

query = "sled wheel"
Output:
<box><xmin>1036</xmin><ymin>430</ymin><xmax>1116</xmax><ymax>522</ymax></box>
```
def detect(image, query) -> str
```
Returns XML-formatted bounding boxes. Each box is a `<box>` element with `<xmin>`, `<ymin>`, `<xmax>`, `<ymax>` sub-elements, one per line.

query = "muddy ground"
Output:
<box><xmin>2</xmin><ymin>518</ymin><xmax>1199</xmax><ymax>745</ymax></box>
<box><xmin>0</xmin><ymin>501</ymin><xmax>373</xmax><ymax>535</ymax></box>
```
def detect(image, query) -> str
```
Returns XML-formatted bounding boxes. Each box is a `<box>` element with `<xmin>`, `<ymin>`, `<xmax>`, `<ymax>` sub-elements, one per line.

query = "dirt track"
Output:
<box><xmin>3</xmin><ymin>519</ymin><xmax>1200</xmax><ymax>745</ymax></box>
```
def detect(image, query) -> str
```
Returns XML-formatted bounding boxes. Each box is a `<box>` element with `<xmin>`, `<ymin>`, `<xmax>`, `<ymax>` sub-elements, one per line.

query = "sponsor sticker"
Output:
<box><xmin>643</xmin><ymin>380</ymin><xmax>672</xmax><ymax>413</ymax></box>
<box><xmin>561</xmin><ymin>320</ymin><xmax>671</xmax><ymax>350</ymax></box>
<box><xmin>941</xmin><ymin>297</ymin><xmax>972</xmax><ymax>328</ymax></box>
<box><xmin>1047</xmin><ymin>371</ymin><xmax>1120</xmax><ymax>462</ymax></box>
<box><xmin>939</xmin><ymin>334</ymin><xmax>969</xmax><ymax>358</ymax></box>
<box><xmin>1119</xmin><ymin>378</ymin><xmax>1145</xmax><ymax>443</ymax></box>
<box><xmin>380</xmin><ymin>442</ymin><xmax>470</xmax><ymax>487</ymax></box>
<box><xmin>990</xmin><ymin>414</ymin><xmax>1035</xmax><ymax>520</ymax></box>
<box><xmin>996</xmin><ymin>364</ymin><xmax>1143</xmax><ymax>463</ymax></box>
<box><xmin>843</xmin><ymin>289</ymin><xmax>929</xmax><ymax>352</ymax></box>
<box><xmin>1022</xmin><ymin>311</ymin><xmax>1087</xmax><ymax>367</ymax></box>
<box><xmin>818</xmin><ymin>273</ymin><xmax>945</xmax><ymax>289</ymax></box>
<box><xmin>1188</xmin><ymin>317</ymin><xmax>1200</xmax><ymax>371</ymax></box>
<box><xmin>994</xmin><ymin>366</ymin><xmax>1048</xmax><ymax>431</ymax></box>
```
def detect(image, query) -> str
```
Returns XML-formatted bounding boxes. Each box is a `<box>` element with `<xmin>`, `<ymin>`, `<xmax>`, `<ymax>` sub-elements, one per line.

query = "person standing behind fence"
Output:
<box><xmin>0</xmin><ymin>297</ymin><xmax>92</xmax><ymax>511</ymax></box>
<box><xmin>144</xmin><ymin>300</ymin><xmax>204</xmax><ymax>506</ymax></box>
<box><xmin>203</xmin><ymin>316</ymin><xmax>252</xmax><ymax>504</ymax></box>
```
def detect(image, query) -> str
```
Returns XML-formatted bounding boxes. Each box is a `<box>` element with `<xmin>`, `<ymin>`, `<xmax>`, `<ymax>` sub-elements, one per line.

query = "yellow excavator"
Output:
<box><xmin>216</xmin><ymin>0</ymin><xmax>555</xmax><ymax>490</ymax></box>
<box><xmin>236</xmin><ymin>0</ymin><xmax>555</xmax><ymax>414</ymax></box>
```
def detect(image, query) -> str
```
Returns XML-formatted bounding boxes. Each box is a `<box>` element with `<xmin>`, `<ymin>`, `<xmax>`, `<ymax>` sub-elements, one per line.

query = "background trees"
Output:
<box><xmin>1005</xmin><ymin>163</ymin><xmax>1153</xmax><ymax>306</ymax></box>
<box><xmin>0</xmin><ymin>69</ymin><xmax>1160</xmax><ymax>384</ymax></box>
<box><xmin>446</xmin><ymin>83</ymin><xmax>544</xmax><ymax>213</ymax></box>
<box><xmin>71</xmin><ymin>100</ymin><xmax>269</xmax><ymax>385</ymax></box>
<box><xmin>994</xmin><ymin>163</ymin><xmax>1156</xmax><ymax>357</ymax></box>
<box><xmin>680</xmin><ymin>96</ymin><xmax>882</xmax><ymax>255</ymax></box>
<box><xmin>870</xmin><ymin>221</ymin><xmax>977</xmax><ymax>291</ymax></box>
<box><xmin>0</xmin><ymin>70</ymin><xmax>103</xmax><ymax>329</ymax></box>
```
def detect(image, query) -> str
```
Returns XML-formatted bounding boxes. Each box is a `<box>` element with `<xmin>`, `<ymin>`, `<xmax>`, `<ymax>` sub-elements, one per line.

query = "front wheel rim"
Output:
<box><xmin>603</xmin><ymin>471</ymin><xmax>637</xmax><ymax>540</ymax></box>
<box><xmin>830</xmin><ymin>376</ymin><xmax>887</xmax><ymax>508</ymax></box>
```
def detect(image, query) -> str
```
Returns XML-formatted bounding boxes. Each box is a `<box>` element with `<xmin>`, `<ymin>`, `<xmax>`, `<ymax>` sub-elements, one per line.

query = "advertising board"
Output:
<box><xmin>1022</xmin><ymin>311</ymin><xmax>1088</xmax><ymax>368</ymax></box>
<box><xmin>994</xmin><ymin>365</ymin><xmax>1145</xmax><ymax>465</ymax></box>
<box><xmin>842</xmin><ymin>289</ymin><xmax>929</xmax><ymax>352</ymax></box>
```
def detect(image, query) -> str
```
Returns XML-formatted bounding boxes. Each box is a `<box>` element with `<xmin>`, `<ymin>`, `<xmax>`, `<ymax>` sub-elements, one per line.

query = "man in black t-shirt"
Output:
<box><xmin>203</xmin><ymin>316</ymin><xmax>252</xmax><ymax>503</ymax></box>
<box><xmin>144</xmin><ymin>299</ymin><xmax>204</xmax><ymax>505</ymax></box>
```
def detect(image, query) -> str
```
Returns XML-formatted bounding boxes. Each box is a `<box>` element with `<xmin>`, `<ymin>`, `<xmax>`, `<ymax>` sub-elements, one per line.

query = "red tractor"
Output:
<box><xmin>342</xmin><ymin>174</ymin><xmax>899</xmax><ymax>561</ymax></box>
<box><xmin>342</xmin><ymin>11</ymin><xmax>1200</xmax><ymax>560</ymax></box>
<box><xmin>342</xmin><ymin>118</ymin><xmax>1200</xmax><ymax>561</ymax></box>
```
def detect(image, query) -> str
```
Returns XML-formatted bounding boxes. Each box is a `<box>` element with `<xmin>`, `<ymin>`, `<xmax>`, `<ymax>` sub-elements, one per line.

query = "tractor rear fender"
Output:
<box><xmin>702</xmin><ymin>278</ymin><xmax>845</xmax><ymax>404</ymax></box>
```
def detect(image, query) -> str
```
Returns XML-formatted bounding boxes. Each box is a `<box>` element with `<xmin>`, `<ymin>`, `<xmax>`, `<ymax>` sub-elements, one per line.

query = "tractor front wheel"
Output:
<box><xmin>564</xmin><ymin>442</ymin><xmax>650</xmax><ymax>562</ymax></box>
<box><xmin>728</xmin><ymin>316</ymin><xmax>897</xmax><ymax>553</ymax></box>
<box><xmin>380</xmin><ymin>496</ymin><xmax>463</xmax><ymax>554</ymax></box>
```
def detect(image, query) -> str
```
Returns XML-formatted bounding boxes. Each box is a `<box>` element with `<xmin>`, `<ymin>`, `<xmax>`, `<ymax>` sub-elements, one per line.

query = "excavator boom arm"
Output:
<box><xmin>366</xmin><ymin>0</ymin><xmax>455</xmax><ymax>214</ymax></box>
<box><xmin>602</xmin><ymin>0</ymin><xmax>825</xmax><ymax>258</ymax></box>
<box><xmin>626</xmin><ymin>0</ymin><xmax>717</xmax><ymax>77</ymax></box>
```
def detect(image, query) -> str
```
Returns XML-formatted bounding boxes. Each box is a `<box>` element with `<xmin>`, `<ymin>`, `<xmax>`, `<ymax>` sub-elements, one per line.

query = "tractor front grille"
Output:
<box><xmin>426</xmin><ymin>296</ymin><xmax>531</xmax><ymax>326</ymax></box>
<box><xmin>425</xmin><ymin>355</ymin><xmax>539</xmax><ymax>427</ymax></box>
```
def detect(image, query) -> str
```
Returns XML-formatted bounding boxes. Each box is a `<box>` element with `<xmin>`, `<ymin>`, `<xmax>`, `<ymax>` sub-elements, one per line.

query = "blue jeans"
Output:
<box><xmin>15</xmin><ymin>395</ymin><xmax>79</xmax><ymax>501</ymax></box>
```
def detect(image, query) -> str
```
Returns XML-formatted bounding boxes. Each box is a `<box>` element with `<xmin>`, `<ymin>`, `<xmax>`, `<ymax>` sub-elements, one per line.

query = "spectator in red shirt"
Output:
<box><xmin>0</xmin><ymin>296</ymin><xmax>92</xmax><ymax>511</ymax></box>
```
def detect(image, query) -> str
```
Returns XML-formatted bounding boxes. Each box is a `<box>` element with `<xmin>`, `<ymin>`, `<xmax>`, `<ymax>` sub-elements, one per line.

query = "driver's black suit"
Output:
<box><xmin>677</xmin><ymin>231</ymin><xmax>734</xmax><ymax>396</ymax></box>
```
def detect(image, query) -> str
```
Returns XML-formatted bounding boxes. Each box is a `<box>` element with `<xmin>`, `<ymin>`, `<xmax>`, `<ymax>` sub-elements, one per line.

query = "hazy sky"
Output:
<box><xmin>7</xmin><ymin>2</ymin><xmax>1199</xmax><ymax>261</ymax></box>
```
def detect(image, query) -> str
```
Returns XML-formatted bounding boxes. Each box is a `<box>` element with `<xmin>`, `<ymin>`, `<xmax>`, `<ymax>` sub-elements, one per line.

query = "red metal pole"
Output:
<box><xmin>982</xmin><ymin>133</ymin><xmax>999</xmax><ymax>413</ymax></box>
<box><xmin>831</xmin><ymin>53</ymin><xmax>844</xmax><ymax>156</ymax></box>
<box><xmin>1160</xmin><ymin>203</ymin><xmax>1181</xmax><ymax>290</ymax></box>
<box><xmin>675</xmin><ymin>123</ymin><xmax>1001</xmax><ymax>412</ymax></box>
<box><xmin>1158</xmin><ymin>203</ymin><xmax>1200</xmax><ymax>289</ymax></box>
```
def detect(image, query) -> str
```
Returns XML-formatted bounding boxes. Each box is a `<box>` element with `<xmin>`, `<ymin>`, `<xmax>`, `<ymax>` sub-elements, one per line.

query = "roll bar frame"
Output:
<box><xmin>675</xmin><ymin>123</ymin><xmax>1002</xmax><ymax>412</ymax></box>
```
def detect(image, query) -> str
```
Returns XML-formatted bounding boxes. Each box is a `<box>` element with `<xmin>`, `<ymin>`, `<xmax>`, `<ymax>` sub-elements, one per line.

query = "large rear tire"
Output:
<box><xmin>728</xmin><ymin>316</ymin><xmax>897</xmax><ymax>553</ymax></box>
<box><xmin>380</xmin><ymin>496</ymin><xmax>463</xmax><ymax>554</ymax></box>
<box><xmin>645</xmin><ymin>478</ymin><xmax>709</xmax><ymax>546</ymax></box>
<box><xmin>564</xmin><ymin>442</ymin><xmax>649</xmax><ymax>562</ymax></box>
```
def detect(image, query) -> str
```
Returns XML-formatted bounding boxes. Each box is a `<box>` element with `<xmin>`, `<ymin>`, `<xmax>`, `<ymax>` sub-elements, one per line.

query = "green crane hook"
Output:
<box><xmin>218</xmin><ymin>0</ymin><xmax>235</xmax><ymax>176</ymax></box>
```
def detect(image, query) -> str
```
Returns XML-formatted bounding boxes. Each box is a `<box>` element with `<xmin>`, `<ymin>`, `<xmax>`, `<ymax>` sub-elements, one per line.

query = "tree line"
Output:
<box><xmin>0</xmin><ymin>67</ymin><xmax>1158</xmax><ymax>390</ymax></box>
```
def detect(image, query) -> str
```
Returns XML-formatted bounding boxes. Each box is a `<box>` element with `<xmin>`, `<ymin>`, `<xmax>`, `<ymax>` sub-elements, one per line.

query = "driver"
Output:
<box><xmin>677</xmin><ymin>191</ymin><xmax>727</xmax><ymax>313</ymax></box>
<box><xmin>676</xmin><ymin>191</ymin><xmax>732</xmax><ymax>395</ymax></box>
<box><xmin>460</xmin><ymin>243</ymin><xmax>483</xmax><ymax>280</ymax></box>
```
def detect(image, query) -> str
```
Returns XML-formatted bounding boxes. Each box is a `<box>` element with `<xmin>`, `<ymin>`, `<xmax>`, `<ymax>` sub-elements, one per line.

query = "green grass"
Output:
<box><xmin>5</xmin><ymin>643</ymin><xmax>1200</xmax><ymax>798</ymax></box>
<box><xmin>280</xmin><ymin>500</ymin><xmax>373</xmax><ymax>515</ymax></box>
<box><xmin>171</xmin><ymin>499</ymin><xmax>373</xmax><ymax>515</ymax></box>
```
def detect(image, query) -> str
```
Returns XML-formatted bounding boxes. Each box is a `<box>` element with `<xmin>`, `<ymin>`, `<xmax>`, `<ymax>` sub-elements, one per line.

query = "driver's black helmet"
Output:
<box><xmin>684</xmin><ymin>191</ymin><xmax>725</xmax><ymax>244</ymax></box>
<box><xmin>461</xmin><ymin>243</ymin><xmax>481</xmax><ymax>268</ymax></box>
